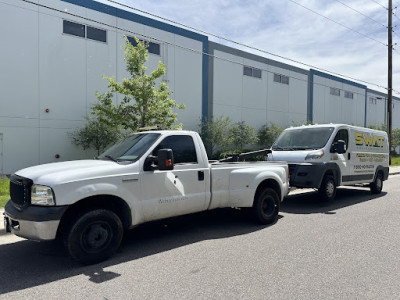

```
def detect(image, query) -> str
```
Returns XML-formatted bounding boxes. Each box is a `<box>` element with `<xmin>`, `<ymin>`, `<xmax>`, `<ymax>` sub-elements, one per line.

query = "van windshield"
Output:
<box><xmin>272</xmin><ymin>127</ymin><xmax>334</xmax><ymax>150</ymax></box>
<box><xmin>98</xmin><ymin>133</ymin><xmax>160</xmax><ymax>162</ymax></box>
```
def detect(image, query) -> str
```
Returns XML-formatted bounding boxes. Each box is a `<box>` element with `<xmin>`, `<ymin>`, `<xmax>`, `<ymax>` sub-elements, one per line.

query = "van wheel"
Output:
<box><xmin>64</xmin><ymin>209</ymin><xmax>123</xmax><ymax>264</ymax></box>
<box><xmin>319</xmin><ymin>175</ymin><xmax>336</xmax><ymax>202</ymax></box>
<box><xmin>370</xmin><ymin>172</ymin><xmax>383</xmax><ymax>194</ymax></box>
<box><xmin>252</xmin><ymin>188</ymin><xmax>280</xmax><ymax>225</ymax></box>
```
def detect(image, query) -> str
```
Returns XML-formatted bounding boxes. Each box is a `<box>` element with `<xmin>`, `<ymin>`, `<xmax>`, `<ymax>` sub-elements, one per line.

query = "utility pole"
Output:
<box><xmin>388</xmin><ymin>0</ymin><xmax>393</xmax><ymax>164</ymax></box>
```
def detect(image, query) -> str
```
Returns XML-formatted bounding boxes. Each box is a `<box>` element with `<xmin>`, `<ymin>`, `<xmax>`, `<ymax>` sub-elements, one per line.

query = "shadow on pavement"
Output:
<box><xmin>0</xmin><ymin>208</ymin><xmax>271</xmax><ymax>295</ymax></box>
<box><xmin>281</xmin><ymin>187</ymin><xmax>387</xmax><ymax>215</ymax></box>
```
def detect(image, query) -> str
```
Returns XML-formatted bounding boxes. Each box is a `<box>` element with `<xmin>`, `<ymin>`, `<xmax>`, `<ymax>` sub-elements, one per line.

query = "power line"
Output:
<box><xmin>19</xmin><ymin>0</ymin><xmax>395</xmax><ymax>94</ymax></box>
<box><xmin>104</xmin><ymin>0</ymin><xmax>393</xmax><ymax>90</ymax></box>
<box><xmin>288</xmin><ymin>0</ymin><xmax>387</xmax><ymax>46</ymax></box>
<box><xmin>334</xmin><ymin>0</ymin><xmax>386</xmax><ymax>28</ymax></box>
<box><xmin>370</xmin><ymin>0</ymin><xmax>388</xmax><ymax>9</ymax></box>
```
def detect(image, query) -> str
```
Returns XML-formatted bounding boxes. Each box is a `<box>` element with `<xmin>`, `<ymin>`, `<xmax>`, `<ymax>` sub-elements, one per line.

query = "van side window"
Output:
<box><xmin>153</xmin><ymin>135</ymin><xmax>198</xmax><ymax>164</ymax></box>
<box><xmin>331</xmin><ymin>129</ymin><xmax>348</xmax><ymax>152</ymax></box>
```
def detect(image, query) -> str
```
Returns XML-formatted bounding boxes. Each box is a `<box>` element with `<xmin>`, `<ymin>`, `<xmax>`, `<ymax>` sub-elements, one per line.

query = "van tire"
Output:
<box><xmin>319</xmin><ymin>175</ymin><xmax>336</xmax><ymax>202</ymax></box>
<box><xmin>64</xmin><ymin>209</ymin><xmax>123</xmax><ymax>264</ymax></box>
<box><xmin>252</xmin><ymin>188</ymin><xmax>280</xmax><ymax>225</ymax></box>
<box><xmin>370</xmin><ymin>172</ymin><xmax>383</xmax><ymax>194</ymax></box>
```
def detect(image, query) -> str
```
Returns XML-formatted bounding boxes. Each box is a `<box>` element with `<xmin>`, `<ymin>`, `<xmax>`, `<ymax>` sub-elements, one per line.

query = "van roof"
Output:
<box><xmin>286</xmin><ymin>124</ymin><xmax>387</xmax><ymax>135</ymax></box>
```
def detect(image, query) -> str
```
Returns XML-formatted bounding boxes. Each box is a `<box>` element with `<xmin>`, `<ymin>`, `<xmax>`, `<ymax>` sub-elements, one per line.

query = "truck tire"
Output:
<box><xmin>252</xmin><ymin>188</ymin><xmax>280</xmax><ymax>225</ymax></box>
<box><xmin>318</xmin><ymin>175</ymin><xmax>336</xmax><ymax>202</ymax></box>
<box><xmin>64</xmin><ymin>209</ymin><xmax>123</xmax><ymax>264</ymax></box>
<box><xmin>370</xmin><ymin>172</ymin><xmax>383</xmax><ymax>194</ymax></box>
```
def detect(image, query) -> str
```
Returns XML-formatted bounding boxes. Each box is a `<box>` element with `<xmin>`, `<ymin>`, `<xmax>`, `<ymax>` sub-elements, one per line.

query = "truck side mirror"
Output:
<box><xmin>158</xmin><ymin>149</ymin><xmax>174</xmax><ymax>171</ymax></box>
<box><xmin>335</xmin><ymin>140</ymin><xmax>346</xmax><ymax>154</ymax></box>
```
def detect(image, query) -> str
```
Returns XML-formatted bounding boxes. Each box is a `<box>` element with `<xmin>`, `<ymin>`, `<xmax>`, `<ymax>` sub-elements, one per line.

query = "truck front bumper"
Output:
<box><xmin>4</xmin><ymin>200</ymin><xmax>68</xmax><ymax>241</ymax></box>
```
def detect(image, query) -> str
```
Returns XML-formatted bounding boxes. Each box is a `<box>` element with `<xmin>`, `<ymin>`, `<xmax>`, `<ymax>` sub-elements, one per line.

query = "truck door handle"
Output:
<box><xmin>348</xmin><ymin>153</ymin><xmax>351</xmax><ymax>160</ymax></box>
<box><xmin>198</xmin><ymin>171</ymin><xmax>204</xmax><ymax>181</ymax></box>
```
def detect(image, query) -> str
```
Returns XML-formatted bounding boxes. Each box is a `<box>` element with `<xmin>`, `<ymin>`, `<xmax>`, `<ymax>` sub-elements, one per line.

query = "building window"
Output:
<box><xmin>344</xmin><ymin>91</ymin><xmax>354</xmax><ymax>99</ymax></box>
<box><xmin>243</xmin><ymin>66</ymin><xmax>262</xmax><ymax>78</ymax></box>
<box><xmin>330</xmin><ymin>87</ymin><xmax>340</xmax><ymax>96</ymax></box>
<box><xmin>63</xmin><ymin>20</ymin><xmax>107</xmax><ymax>43</ymax></box>
<box><xmin>243</xmin><ymin>66</ymin><xmax>252</xmax><ymax>76</ymax></box>
<box><xmin>87</xmin><ymin>26</ymin><xmax>107</xmax><ymax>43</ymax></box>
<box><xmin>253</xmin><ymin>68</ymin><xmax>262</xmax><ymax>78</ymax></box>
<box><xmin>63</xmin><ymin>20</ymin><xmax>85</xmax><ymax>38</ymax></box>
<box><xmin>127</xmin><ymin>36</ymin><xmax>161</xmax><ymax>55</ymax></box>
<box><xmin>273</xmin><ymin>73</ymin><xmax>289</xmax><ymax>85</ymax></box>
<box><xmin>369</xmin><ymin>97</ymin><xmax>377</xmax><ymax>104</ymax></box>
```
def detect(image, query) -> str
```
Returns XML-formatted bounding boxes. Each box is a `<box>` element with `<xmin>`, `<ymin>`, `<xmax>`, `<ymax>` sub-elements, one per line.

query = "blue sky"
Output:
<box><xmin>98</xmin><ymin>0</ymin><xmax>398</xmax><ymax>95</ymax></box>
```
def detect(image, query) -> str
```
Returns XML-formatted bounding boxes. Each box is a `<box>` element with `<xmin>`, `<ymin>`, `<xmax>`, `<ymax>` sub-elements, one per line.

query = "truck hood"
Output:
<box><xmin>269</xmin><ymin>150</ymin><xmax>313</xmax><ymax>163</ymax></box>
<box><xmin>15</xmin><ymin>159</ymin><xmax>137</xmax><ymax>186</ymax></box>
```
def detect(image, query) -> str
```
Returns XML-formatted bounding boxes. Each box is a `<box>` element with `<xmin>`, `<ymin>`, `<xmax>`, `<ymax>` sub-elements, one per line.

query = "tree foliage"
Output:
<box><xmin>92</xmin><ymin>36</ymin><xmax>185</xmax><ymax>132</ymax></box>
<box><xmin>198</xmin><ymin>116</ymin><xmax>233</xmax><ymax>157</ymax></box>
<box><xmin>391</xmin><ymin>128</ymin><xmax>400</xmax><ymax>152</ymax></box>
<box><xmin>70</xmin><ymin>116</ymin><xmax>121</xmax><ymax>155</ymax></box>
<box><xmin>257</xmin><ymin>123</ymin><xmax>283</xmax><ymax>148</ymax></box>
<box><xmin>229</xmin><ymin>121</ymin><xmax>258</xmax><ymax>151</ymax></box>
<box><xmin>368</xmin><ymin>124</ymin><xmax>387</xmax><ymax>132</ymax></box>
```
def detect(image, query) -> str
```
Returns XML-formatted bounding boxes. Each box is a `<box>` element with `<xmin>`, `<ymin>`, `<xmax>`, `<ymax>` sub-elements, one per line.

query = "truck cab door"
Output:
<box><xmin>330</xmin><ymin>128</ymin><xmax>351</xmax><ymax>184</ymax></box>
<box><xmin>140</xmin><ymin>135</ymin><xmax>208</xmax><ymax>222</ymax></box>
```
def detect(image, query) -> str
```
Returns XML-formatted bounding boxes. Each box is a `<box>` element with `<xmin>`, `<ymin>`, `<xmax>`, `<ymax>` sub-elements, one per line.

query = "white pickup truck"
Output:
<box><xmin>4</xmin><ymin>130</ymin><xmax>289</xmax><ymax>264</ymax></box>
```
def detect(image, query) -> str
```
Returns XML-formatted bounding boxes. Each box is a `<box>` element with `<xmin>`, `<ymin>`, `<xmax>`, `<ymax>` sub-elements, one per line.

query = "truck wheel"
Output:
<box><xmin>64</xmin><ymin>209</ymin><xmax>123</xmax><ymax>264</ymax></box>
<box><xmin>318</xmin><ymin>175</ymin><xmax>336</xmax><ymax>202</ymax></box>
<box><xmin>370</xmin><ymin>172</ymin><xmax>383</xmax><ymax>194</ymax></box>
<box><xmin>252</xmin><ymin>188</ymin><xmax>280</xmax><ymax>225</ymax></box>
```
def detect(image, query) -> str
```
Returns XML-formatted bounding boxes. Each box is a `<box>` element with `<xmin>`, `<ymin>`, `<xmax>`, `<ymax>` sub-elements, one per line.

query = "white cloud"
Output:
<box><xmin>98</xmin><ymin>0</ymin><xmax>398</xmax><ymax>94</ymax></box>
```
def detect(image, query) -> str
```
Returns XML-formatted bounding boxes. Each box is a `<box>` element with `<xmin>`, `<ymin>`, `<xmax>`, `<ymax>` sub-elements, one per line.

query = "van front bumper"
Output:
<box><xmin>289</xmin><ymin>163</ymin><xmax>337</xmax><ymax>188</ymax></box>
<box><xmin>4</xmin><ymin>200</ymin><xmax>68</xmax><ymax>241</ymax></box>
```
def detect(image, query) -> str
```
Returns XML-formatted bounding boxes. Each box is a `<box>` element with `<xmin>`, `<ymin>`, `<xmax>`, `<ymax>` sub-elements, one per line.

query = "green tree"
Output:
<box><xmin>257</xmin><ymin>123</ymin><xmax>283</xmax><ymax>148</ymax></box>
<box><xmin>369</xmin><ymin>124</ymin><xmax>387</xmax><ymax>131</ymax></box>
<box><xmin>92</xmin><ymin>36</ymin><xmax>185</xmax><ymax>131</ymax></box>
<box><xmin>70</xmin><ymin>116</ymin><xmax>121</xmax><ymax>156</ymax></box>
<box><xmin>198</xmin><ymin>116</ymin><xmax>232</xmax><ymax>157</ymax></box>
<box><xmin>392</xmin><ymin>128</ymin><xmax>400</xmax><ymax>154</ymax></box>
<box><xmin>229</xmin><ymin>121</ymin><xmax>258</xmax><ymax>151</ymax></box>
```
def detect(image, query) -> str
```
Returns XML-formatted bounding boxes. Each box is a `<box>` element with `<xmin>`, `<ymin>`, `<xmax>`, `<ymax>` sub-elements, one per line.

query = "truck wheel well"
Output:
<box><xmin>255</xmin><ymin>179</ymin><xmax>281</xmax><ymax>201</ymax></box>
<box><xmin>57</xmin><ymin>195</ymin><xmax>132</xmax><ymax>238</ymax></box>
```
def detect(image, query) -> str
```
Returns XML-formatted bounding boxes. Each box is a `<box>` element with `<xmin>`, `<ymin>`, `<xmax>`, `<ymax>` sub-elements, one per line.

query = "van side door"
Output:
<box><xmin>140</xmin><ymin>135</ymin><xmax>208</xmax><ymax>222</ymax></box>
<box><xmin>330</xmin><ymin>128</ymin><xmax>351</xmax><ymax>184</ymax></box>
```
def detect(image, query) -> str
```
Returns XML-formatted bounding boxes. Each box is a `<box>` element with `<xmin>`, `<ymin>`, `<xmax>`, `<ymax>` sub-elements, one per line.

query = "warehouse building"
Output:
<box><xmin>0</xmin><ymin>0</ymin><xmax>398</xmax><ymax>174</ymax></box>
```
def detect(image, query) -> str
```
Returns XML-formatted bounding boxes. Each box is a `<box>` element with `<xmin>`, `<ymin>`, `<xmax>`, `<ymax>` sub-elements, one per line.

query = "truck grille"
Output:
<box><xmin>10</xmin><ymin>175</ymin><xmax>33</xmax><ymax>210</ymax></box>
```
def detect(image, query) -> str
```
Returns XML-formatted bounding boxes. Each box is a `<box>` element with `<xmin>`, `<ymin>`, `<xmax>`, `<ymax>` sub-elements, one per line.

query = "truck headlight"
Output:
<box><xmin>305</xmin><ymin>150</ymin><xmax>324</xmax><ymax>160</ymax></box>
<box><xmin>31</xmin><ymin>185</ymin><xmax>55</xmax><ymax>206</ymax></box>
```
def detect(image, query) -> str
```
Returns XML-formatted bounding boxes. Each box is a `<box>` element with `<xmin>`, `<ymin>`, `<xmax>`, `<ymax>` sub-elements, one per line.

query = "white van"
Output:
<box><xmin>269</xmin><ymin>124</ymin><xmax>389</xmax><ymax>201</ymax></box>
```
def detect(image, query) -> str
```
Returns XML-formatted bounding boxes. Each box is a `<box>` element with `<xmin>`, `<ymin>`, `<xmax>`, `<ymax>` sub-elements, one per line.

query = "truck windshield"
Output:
<box><xmin>272</xmin><ymin>127</ymin><xmax>334</xmax><ymax>150</ymax></box>
<box><xmin>98</xmin><ymin>133</ymin><xmax>160</xmax><ymax>162</ymax></box>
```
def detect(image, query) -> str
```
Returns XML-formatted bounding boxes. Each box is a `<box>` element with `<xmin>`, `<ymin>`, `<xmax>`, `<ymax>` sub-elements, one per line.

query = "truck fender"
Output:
<box><xmin>253</xmin><ymin>171</ymin><xmax>285</xmax><ymax>201</ymax></box>
<box><xmin>54</xmin><ymin>182</ymin><xmax>142</xmax><ymax>227</ymax></box>
<box><xmin>228</xmin><ymin>169</ymin><xmax>286</xmax><ymax>208</ymax></box>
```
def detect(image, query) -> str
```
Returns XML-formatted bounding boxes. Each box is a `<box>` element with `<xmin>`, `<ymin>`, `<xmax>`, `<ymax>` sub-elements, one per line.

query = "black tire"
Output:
<box><xmin>252</xmin><ymin>188</ymin><xmax>280</xmax><ymax>225</ymax></box>
<box><xmin>318</xmin><ymin>175</ymin><xmax>336</xmax><ymax>202</ymax></box>
<box><xmin>370</xmin><ymin>172</ymin><xmax>383</xmax><ymax>194</ymax></box>
<box><xmin>64</xmin><ymin>209</ymin><xmax>123</xmax><ymax>264</ymax></box>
